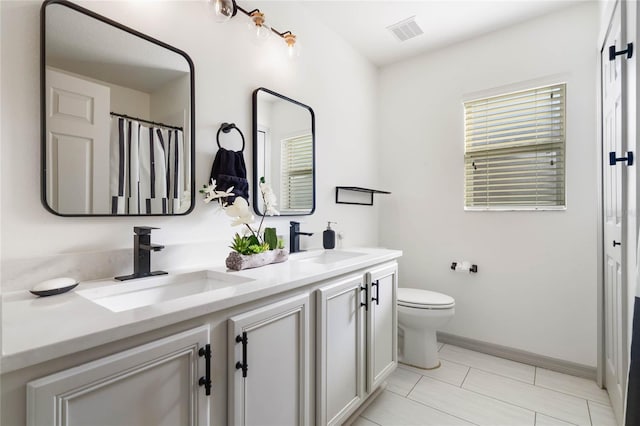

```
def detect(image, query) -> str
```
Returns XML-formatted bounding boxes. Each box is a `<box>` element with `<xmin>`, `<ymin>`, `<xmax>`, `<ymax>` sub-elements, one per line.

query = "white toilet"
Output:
<box><xmin>397</xmin><ymin>287</ymin><xmax>455</xmax><ymax>369</ymax></box>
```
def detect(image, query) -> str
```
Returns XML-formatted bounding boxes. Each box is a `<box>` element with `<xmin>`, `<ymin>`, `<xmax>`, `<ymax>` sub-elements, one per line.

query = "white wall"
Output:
<box><xmin>378</xmin><ymin>3</ymin><xmax>599</xmax><ymax>366</ymax></box>
<box><xmin>0</xmin><ymin>1</ymin><xmax>379</xmax><ymax>281</ymax></box>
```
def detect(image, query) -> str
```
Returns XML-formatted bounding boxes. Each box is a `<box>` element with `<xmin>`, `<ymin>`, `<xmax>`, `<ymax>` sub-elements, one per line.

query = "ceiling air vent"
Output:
<box><xmin>387</xmin><ymin>16</ymin><xmax>424</xmax><ymax>42</ymax></box>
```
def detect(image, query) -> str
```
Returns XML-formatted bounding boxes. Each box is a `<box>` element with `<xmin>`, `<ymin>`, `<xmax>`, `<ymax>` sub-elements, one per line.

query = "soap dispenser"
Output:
<box><xmin>323</xmin><ymin>222</ymin><xmax>337</xmax><ymax>249</ymax></box>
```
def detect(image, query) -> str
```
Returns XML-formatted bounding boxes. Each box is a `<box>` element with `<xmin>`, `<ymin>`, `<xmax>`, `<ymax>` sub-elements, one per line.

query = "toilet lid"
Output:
<box><xmin>397</xmin><ymin>288</ymin><xmax>455</xmax><ymax>309</ymax></box>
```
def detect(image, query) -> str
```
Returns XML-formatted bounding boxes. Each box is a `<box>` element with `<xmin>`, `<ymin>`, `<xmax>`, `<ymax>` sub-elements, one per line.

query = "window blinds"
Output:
<box><xmin>464</xmin><ymin>83</ymin><xmax>566</xmax><ymax>209</ymax></box>
<box><xmin>281</xmin><ymin>133</ymin><xmax>313</xmax><ymax>212</ymax></box>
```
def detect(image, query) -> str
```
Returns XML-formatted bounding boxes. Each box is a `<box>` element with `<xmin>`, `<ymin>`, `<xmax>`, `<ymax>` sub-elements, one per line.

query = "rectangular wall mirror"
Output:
<box><xmin>253</xmin><ymin>88</ymin><xmax>315</xmax><ymax>216</ymax></box>
<box><xmin>41</xmin><ymin>0</ymin><xmax>195</xmax><ymax>216</ymax></box>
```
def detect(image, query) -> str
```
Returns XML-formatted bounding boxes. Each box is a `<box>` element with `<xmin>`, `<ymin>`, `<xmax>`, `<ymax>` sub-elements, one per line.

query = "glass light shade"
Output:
<box><xmin>255</xmin><ymin>24</ymin><xmax>272</xmax><ymax>42</ymax></box>
<box><xmin>211</xmin><ymin>0</ymin><xmax>234</xmax><ymax>23</ymax></box>
<box><xmin>284</xmin><ymin>34</ymin><xmax>301</xmax><ymax>59</ymax></box>
<box><xmin>247</xmin><ymin>13</ymin><xmax>271</xmax><ymax>43</ymax></box>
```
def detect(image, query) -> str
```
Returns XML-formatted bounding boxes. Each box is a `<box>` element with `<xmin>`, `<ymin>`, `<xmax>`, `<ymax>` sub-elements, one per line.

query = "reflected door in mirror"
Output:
<box><xmin>46</xmin><ymin>69</ymin><xmax>111</xmax><ymax>214</ymax></box>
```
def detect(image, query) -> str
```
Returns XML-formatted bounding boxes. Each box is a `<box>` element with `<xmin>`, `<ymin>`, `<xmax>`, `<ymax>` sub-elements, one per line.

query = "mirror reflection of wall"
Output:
<box><xmin>253</xmin><ymin>88</ymin><xmax>315</xmax><ymax>216</ymax></box>
<box><xmin>43</xmin><ymin>0</ymin><xmax>194</xmax><ymax>216</ymax></box>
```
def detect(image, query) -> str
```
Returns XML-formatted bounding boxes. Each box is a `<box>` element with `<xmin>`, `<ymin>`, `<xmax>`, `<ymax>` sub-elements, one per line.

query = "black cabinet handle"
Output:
<box><xmin>235</xmin><ymin>332</ymin><xmax>248</xmax><ymax>378</ymax></box>
<box><xmin>609</xmin><ymin>151</ymin><xmax>634</xmax><ymax>166</ymax></box>
<box><xmin>613</xmin><ymin>240</ymin><xmax>621</xmax><ymax>247</ymax></box>
<box><xmin>609</xmin><ymin>43</ymin><xmax>633</xmax><ymax>61</ymax></box>
<box><xmin>371</xmin><ymin>280</ymin><xmax>380</xmax><ymax>305</ymax></box>
<box><xmin>360</xmin><ymin>285</ymin><xmax>368</xmax><ymax>311</ymax></box>
<box><xmin>198</xmin><ymin>344</ymin><xmax>212</xmax><ymax>396</ymax></box>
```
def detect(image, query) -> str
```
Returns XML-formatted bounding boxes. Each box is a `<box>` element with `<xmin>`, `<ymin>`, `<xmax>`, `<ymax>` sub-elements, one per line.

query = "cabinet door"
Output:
<box><xmin>228</xmin><ymin>293</ymin><xmax>310</xmax><ymax>426</ymax></box>
<box><xmin>366</xmin><ymin>263</ymin><xmax>398</xmax><ymax>392</ymax></box>
<box><xmin>317</xmin><ymin>274</ymin><xmax>366</xmax><ymax>426</ymax></box>
<box><xmin>27</xmin><ymin>325</ymin><xmax>211</xmax><ymax>426</ymax></box>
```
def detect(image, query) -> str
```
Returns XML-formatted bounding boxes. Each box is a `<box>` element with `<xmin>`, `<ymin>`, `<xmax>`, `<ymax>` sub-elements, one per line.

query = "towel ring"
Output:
<box><xmin>217</xmin><ymin>122</ymin><xmax>245</xmax><ymax>151</ymax></box>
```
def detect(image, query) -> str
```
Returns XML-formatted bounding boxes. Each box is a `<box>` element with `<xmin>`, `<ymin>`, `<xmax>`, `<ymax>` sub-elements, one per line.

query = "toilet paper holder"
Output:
<box><xmin>451</xmin><ymin>262</ymin><xmax>478</xmax><ymax>273</ymax></box>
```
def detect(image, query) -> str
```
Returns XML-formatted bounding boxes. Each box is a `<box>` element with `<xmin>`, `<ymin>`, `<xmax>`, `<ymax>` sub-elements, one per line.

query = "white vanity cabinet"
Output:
<box><xmin>366</xmin><ymin>263</ymin><xmax>398</xmax><ymax>392</ymax></box>
<box><xmin>5</xmin><ymin>251</ymin><xmax>402</xmax><ymax>426</ymax></box>
<box><xmin>227</xmin><ymin>293</ymin><xmax>311</xmax><ymax>426</ymax></box>
<box><xmin>317</xmin><ymin>273</ymin><xmax>367</xmax><ymax>426</ymax></box>
<box><xmin>26</xmin><ymin>325</ymin><xmax>211</xmax><ymax>426</ymax></box>
<box><xmin>317</xmin><ymin>263</ymin><xmax>398</xmax><ymax>425</ymax></box>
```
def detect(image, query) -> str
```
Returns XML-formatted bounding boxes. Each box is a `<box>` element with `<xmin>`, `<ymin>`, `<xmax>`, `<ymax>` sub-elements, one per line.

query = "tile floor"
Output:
<box><xmin>355</xmin><ymin>343</ymin><xmax>619</xmax><ymax>426</ymax></box>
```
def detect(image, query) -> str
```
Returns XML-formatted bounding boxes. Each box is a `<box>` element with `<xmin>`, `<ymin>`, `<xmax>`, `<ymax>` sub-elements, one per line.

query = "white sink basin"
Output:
<box><xmin>77</xmin><ymin>270</ymin><xmax>253</xmax><ymax>312</ymax></box>
<box><xmin>293</xmin><ymin>250</ymin><xmax>366</xmax><ymax>265</ymax></box>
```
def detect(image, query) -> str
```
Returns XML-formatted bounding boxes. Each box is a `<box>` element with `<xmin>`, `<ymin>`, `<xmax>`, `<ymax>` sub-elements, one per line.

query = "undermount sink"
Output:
<box><xmin>293</xmin><ymin>250</ymin><xmax>366</xmax><ymax>265</ymax></box>
<box><xmin>76</xmin><ymin>270</ymin><xmax>254</xmax><ymax>312</ymax></box>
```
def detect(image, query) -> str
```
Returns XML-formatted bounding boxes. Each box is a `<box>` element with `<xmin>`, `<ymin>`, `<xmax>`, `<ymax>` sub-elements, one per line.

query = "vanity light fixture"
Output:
<box><xmin>210</xmin><ymin>0</ymin><xmax>300</xmax><ymax>56</ymax></box>
<box><xmin>248</xmin><ymin>10</ymin><xmax>271</xmax><ymax>42</ymax></box>
<box><xmin>211</xmin><ymin>0</ymin><xmax>235</xmax><ymax>23</ymax></box>
<box><xmin>273</xmin><ymin>29</ymin><xmax>301</xmax><ymax>58</ymax></box>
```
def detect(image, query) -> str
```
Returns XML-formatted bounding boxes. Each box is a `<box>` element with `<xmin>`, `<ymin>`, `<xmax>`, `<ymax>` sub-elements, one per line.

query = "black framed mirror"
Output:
<box><xmin>252</xmin><ymin>88</ymin><xmax>315</xmax><ymax>216</ymax></box>
<box><xmin>41</xmin><ymin>0</ymin><xmax>195</xmax><ymax>216</ymax></box>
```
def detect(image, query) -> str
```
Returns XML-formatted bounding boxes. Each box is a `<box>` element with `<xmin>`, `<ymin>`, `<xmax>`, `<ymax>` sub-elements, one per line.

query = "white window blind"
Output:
<box><xmin>464</xmin><ymin>83</ymin><xmax>566</xmax><ymax>210</ymax></box>
<box><xmin>281</xmin><ymin>133</ymin><xmax>313</xmax><ymax>212</ymax></box>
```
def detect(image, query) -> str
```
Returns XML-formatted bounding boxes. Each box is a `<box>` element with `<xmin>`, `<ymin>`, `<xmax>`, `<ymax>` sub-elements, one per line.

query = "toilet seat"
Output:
<box><xmin>398</xmin><ymin>288</ymin><xmax>455</xmax><ymax>310</ymax></box>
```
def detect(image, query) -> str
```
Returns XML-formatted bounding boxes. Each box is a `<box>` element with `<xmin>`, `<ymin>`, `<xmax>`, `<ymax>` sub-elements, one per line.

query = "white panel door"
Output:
<box><xmin>27</xmin><ymin>325</ymin><xmax>211</xmax><ymax>426</ymax></box>
<box><xmin>46</xmin><ymin>68</ymin><xmax>110</xmax><ymax>214</ymax></box>
<box><xmin>228</xmin><ymin>293</ymin><xmax>310</xmax><ymax>426</ymax></box>
<box><xmin>317</xmin><ymin>274</ymin><xmax>366</xmax><ymax>426</ymax></box>
<box><xmin>366</xmin><ymin>263</ymin><xmax>398</xmax><ymax>392</ymax></box>
<box><xmin>602</xmin><ymin>4</ymin><xmax>627</xmax><ymax>422</ymax></box>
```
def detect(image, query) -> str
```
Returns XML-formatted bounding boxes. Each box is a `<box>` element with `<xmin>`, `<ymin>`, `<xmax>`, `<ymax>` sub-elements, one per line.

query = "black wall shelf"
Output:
<box><xmin>335</xmin><ymin>186</ymin><xmax>391</xmax><ymax>206</ymax></box>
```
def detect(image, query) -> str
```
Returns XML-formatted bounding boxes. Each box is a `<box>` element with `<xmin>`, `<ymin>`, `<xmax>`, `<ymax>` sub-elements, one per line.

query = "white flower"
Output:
<box><xmin>202</xmin><ymin>179</ymin><xmax>234</xmax><ymax>205</ymax></box>
<box><xmin>226</xmin><ymin>197</ymin><xmax>255</xmax><ymax>226</ymax></box>
<box><xmin>259</xmin><ymin>181</ymin><xmax>279</xmax><ymax>216</ymax></box>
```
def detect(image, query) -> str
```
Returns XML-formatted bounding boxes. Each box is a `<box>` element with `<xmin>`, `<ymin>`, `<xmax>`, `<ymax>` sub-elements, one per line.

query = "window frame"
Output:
<box><xmin>280</xmin><ymin>131</ymin><xmax>314</xmax><ymax>214</ymax></box>
<box><xmin>463</xmin><ymin>82</ymin><xmax>567</xmax><ymax>212</ymax></box>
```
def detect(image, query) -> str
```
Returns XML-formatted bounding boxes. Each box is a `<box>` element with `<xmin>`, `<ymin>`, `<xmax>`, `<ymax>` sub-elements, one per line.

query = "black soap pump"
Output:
<box><xmin>323</xmin><ymin>222</ymin><xmax>337</xmax><ymax>249</ymax></box>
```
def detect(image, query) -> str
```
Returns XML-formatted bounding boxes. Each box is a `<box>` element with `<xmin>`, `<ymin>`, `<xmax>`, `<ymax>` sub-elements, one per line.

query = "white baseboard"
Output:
<box><xmin>437</xmin><ymin>332</ymin><xmax>597</xmax><ymax>381</ymax></box>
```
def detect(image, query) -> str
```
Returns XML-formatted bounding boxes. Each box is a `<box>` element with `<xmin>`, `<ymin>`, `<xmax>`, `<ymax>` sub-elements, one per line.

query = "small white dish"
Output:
<box><xmin>30</xmin><ymin>277</ymin><xmax>79</xmax><ymax>297</ymax></box>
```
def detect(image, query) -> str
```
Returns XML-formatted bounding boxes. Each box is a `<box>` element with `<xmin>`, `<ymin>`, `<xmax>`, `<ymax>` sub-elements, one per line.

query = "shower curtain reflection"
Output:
<box><xmin>110</xmin><ymin>117</ymin><xmax>186</xmax><ymax>215</ymax></box>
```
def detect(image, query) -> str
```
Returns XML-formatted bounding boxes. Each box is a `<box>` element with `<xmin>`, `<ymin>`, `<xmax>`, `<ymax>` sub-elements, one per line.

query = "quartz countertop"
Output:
<box><xmin>1</xmin><ymin>247</ymin><xmax>401</xmax><ymax>373</ymax></box>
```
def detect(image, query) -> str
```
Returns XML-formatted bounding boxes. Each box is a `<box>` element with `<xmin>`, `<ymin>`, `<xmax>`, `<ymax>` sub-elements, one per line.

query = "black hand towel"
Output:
<box><xmin>209</xmin><ymin>147</ymin><xmax>249</xmax><ymax>203</ymax></box>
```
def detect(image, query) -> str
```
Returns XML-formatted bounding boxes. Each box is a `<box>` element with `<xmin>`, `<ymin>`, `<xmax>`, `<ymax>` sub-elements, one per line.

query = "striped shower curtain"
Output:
<box><xmin>109</xmin><ymin>117</ymin><xmax>186</xmax><ymax>215</ymax></box>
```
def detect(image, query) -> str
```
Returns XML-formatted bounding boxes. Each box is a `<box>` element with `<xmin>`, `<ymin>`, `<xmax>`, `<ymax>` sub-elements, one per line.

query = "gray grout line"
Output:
<box><xmin>460</xmin><ymin>369</ymin><xmax>540</xmax><ymax>413</ymax></box>
<box><xmin>406</xmin><ymin>370</ymin><xmax>538</xmax><ymax>423</ymax></box>
<box><xmin>438</xmin><ymin>357</ymin><xmax>536</xmax><ymax>386</ymax></box>
<box><xmin>359</xmin><ymin>414</ymin><xmax>383</xmax><ymax>426</ymax></box>
<box><xmin>402</xmin><ymin>380</ymin><xmax>482</xmax><ymax>426</ymax></box>
<box><xmin>385</xmin><ymin>386</ymin><xmax>410</xmax><ymax>398</ymax></box>
<box><xmin>421</xmin><ymin>345</ymin><xmax>608</xmax><ymax>425</ymax></box>
<box><xmin>586</xmin><ymin>400</ymin><xmax>594</xmax><ymax>426</ymax></box>
<box><xmin>459</xmin><ymin>370</ymin><xmax>587</xmax><ymax>425</ymax></box>
<box><xmin>438</xmin><ymin>348</ymin><xmax>611</xmax><ymax>408</ymax></box>
<box><xmin>399</xmin><ymin>362</ymin><xmax>471</xmax><ymax>388</ymax></box>
<box><xmin>534</xmin><ymin>411</ymin><xmax>537</xmax><ymax>425</ymax></box>
<box><xmin>461</xmin><ymin>366</ymin><xmax>471</xmax><ymax>388</ymax></box>
<box><xmin>406</xmin><ymin>374</ymin><xmax>421</xmax><ymax>396</ymax></box>
<box><xmin>534</xmin><ymin>382</ymin><xmax>611</xmax><ymax>406</ymax></box>
<box><xmin>536</xmin><ymin>411</ymin><xmax>581</xmax><ymax>426</ymax></box>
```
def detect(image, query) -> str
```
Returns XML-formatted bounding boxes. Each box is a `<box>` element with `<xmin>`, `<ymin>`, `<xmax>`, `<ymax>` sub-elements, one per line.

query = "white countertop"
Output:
<box><xmin>1</xmin><ymin>247</ymin><xmax>401</xmax><ymax>374</ymax></box>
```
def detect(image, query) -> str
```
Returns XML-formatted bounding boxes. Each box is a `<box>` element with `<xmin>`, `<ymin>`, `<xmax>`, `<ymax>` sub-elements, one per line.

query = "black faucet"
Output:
<box><xmin>290</xmin><ymin>221</ymin><xmax>313</xmax><ymax>254</ymax></box>
<box><xmin>115</xmin><ymin>226</ymin><xmax>167</xmax><ymax>281</ymax></box>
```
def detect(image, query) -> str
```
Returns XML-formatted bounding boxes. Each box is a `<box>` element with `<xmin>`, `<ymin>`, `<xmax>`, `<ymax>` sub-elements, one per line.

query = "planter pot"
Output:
<box><xmin>225</xmin><ymin>249</ymin><xmax>289</xmax><ymax>271</ymax></box>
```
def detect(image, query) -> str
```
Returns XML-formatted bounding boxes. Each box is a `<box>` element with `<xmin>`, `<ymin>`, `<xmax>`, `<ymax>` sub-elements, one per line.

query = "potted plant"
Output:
<box><xmin>200</xmin><ymin>177</ymin><xmax>287</xmax><ymax>270</ymax></box>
